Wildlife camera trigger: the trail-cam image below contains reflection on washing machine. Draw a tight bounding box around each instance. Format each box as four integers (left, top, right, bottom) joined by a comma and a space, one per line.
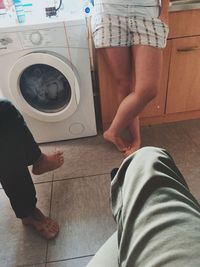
20, 64, 71, 113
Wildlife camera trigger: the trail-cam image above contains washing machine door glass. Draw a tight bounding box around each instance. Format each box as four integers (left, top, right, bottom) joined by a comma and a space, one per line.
9, 52, 80, 122
20, 64, 71, 113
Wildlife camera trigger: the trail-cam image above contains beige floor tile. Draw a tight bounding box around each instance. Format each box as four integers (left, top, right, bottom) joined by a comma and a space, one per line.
47, 175, 116, 262
19, 265, 46, 267
0, 183, 52, 267
46, 256, 92, 267
141, 122, 200, 201
141, 123, 198, 168
53, 136, 124, 180
178, 119, 200, 147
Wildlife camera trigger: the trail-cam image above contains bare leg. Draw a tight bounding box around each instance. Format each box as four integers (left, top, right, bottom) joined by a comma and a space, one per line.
99, 47, 132, 152
106, 45, 163, 156
32, 151, 64, 175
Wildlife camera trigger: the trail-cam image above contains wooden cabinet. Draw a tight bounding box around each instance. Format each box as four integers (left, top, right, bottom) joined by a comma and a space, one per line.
166, 36, 200, 114
96, 49, 119, 129
140, 41, 172, 118
96, 9, 200, 130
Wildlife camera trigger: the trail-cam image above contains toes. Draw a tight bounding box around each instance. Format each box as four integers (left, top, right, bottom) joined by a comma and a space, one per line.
55, 151, 64, 156
58, 156, 64, 164
123, 146, 140, 157
55, 151, 64, 161
41, 218, 59, 239
22, 212, 59, 240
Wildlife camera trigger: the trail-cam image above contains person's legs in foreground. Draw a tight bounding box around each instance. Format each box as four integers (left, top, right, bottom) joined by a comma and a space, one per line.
99, 46, 141, 153
99, 47, 140, 152
91, 1, 169, 156
87, 147, 200, 267
103, 45, 163, 156
0, 99, 64, 239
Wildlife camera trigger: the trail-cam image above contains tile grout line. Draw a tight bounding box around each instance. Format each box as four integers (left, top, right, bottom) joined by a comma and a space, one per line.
17, 254, 94, 266
45, 254, 95, 265
45, 172, 55, 264
53, 172, 111, 182
32, 172, 112, 186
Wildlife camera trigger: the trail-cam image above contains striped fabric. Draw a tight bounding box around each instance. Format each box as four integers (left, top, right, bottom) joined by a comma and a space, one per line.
94, 0, 161, 6
91, 14, 169, 49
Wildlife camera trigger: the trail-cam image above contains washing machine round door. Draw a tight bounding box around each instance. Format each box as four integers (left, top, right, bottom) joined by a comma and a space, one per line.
9, 52, 80, 122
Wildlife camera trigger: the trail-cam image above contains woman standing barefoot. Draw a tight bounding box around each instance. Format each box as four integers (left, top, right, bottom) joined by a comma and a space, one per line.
91, 0, 169, 156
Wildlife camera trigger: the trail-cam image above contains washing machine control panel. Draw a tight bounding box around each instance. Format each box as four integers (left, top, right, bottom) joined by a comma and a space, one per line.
19, 27, 67, 49
29, 31, 43, 45
0, 32, 22, 55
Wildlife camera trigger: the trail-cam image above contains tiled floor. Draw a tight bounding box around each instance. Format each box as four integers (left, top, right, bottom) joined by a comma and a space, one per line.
0, 119, 200, 267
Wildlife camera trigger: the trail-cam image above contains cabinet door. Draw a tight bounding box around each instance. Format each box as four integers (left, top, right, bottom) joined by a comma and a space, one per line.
141, 41, 172, 118
97, 50, 119, 130
166, 36, 200, 114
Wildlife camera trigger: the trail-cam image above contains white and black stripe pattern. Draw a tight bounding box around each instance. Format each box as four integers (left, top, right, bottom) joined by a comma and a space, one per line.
125, 16, 129, 46
101, 16, 105, 47
151, 18, 159, 48
134, 15, 142, 45
143, 17, 151, 46
91, 14, 168, 49
117, 16, 122, 46
162, 22, 167, 43
108, 14, 112, 46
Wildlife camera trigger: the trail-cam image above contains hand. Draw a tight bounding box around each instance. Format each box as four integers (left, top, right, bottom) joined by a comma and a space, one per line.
159, 0, 169, 26
159, 13, 169, 26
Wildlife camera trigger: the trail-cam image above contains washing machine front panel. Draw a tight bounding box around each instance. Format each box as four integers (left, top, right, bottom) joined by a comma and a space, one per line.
9, 52, 81, 122
0, 21, 97, 143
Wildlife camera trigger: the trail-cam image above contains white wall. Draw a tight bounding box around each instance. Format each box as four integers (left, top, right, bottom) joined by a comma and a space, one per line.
0, 0, 84, 27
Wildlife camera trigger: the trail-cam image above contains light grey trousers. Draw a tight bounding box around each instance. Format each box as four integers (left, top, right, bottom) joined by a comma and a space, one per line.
87, 147, 200, 267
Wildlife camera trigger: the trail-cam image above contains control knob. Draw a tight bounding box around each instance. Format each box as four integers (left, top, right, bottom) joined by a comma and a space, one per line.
30, 32, 43, 45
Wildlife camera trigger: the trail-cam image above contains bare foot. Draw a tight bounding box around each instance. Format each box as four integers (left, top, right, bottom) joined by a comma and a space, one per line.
22, 208, 59, 240
123, 141, 141, 157
103, 129, 130, 152
32, 151, 64, 175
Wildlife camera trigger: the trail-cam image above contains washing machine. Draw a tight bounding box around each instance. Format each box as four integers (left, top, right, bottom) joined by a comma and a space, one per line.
0, 19, 97, 143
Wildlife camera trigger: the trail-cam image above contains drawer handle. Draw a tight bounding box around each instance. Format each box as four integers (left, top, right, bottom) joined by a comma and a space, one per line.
177, 46, 200, 52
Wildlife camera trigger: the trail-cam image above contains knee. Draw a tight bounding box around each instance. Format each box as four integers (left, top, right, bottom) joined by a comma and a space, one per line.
115, 77, 131, 97
137, 146, 164, 155
136, 85, 158, 104
132, 147, 174, 176
134, 146, 169, 164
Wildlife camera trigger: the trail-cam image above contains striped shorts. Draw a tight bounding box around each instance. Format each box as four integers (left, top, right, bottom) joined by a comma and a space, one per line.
91, 5, 169, 49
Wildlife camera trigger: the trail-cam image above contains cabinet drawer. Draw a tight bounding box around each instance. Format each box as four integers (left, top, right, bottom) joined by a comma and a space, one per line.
169, 9, 200, 38
166, 35, 200, 114
141, 41, 172, 118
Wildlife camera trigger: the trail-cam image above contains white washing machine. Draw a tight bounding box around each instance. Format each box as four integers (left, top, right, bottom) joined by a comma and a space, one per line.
0, 19, 97, 143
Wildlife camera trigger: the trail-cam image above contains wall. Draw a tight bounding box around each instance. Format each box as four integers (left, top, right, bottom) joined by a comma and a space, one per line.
0, 0, 84, 27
